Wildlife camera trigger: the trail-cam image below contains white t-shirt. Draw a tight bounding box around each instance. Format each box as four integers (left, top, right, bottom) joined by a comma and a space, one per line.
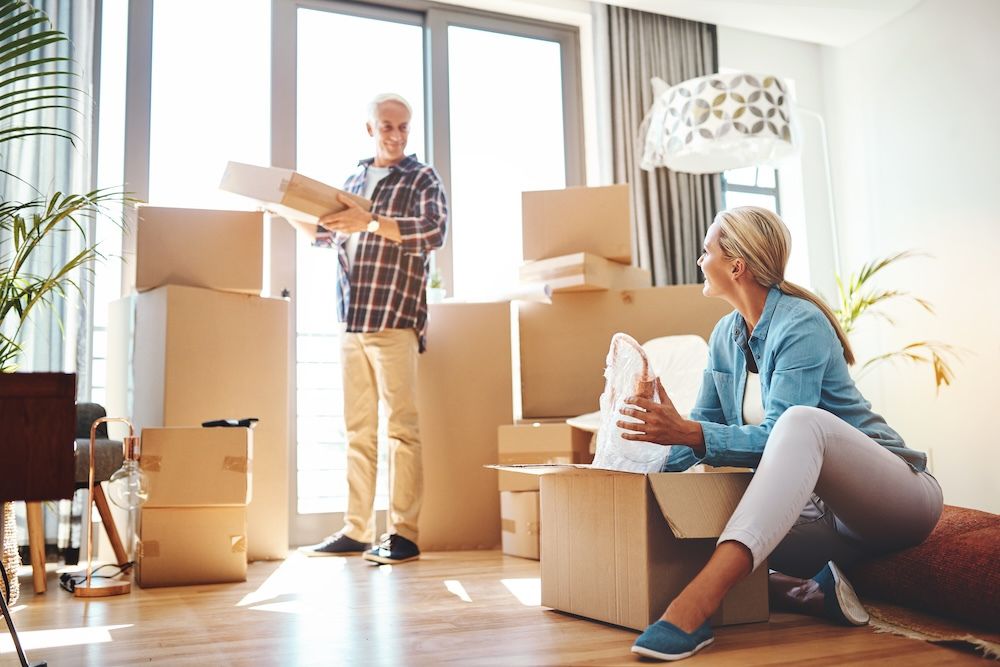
742, 371, 765, 425
345, 165, 391, 270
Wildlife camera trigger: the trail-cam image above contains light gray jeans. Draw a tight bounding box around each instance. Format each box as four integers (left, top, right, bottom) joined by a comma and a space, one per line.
718, 406, 944, 578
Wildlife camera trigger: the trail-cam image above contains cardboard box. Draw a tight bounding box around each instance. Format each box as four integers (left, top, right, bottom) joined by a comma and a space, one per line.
117, 285, 289, 561
522, 184, 631, 263
497, 423, 593, 491
519, 253, 651, 293
498, 465, 768, 630
416, 302, 515, 550
136, 507, 247, 588
518, 285, 731, 418
500, 491, 540, 560
140, 427, 252, 507
125, 205, 264, 295
219, 161, 371, 224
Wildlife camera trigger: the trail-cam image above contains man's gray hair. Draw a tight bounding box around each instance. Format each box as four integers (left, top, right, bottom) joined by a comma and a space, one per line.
368, 93, 412, 121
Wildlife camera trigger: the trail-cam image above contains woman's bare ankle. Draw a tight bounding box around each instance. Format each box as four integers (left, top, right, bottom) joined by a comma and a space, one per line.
659, 597, 714, 633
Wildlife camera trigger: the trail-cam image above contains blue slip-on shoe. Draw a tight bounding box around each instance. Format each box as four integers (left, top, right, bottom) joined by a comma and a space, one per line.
812, 560, 869, 626
631, 620, 714, 661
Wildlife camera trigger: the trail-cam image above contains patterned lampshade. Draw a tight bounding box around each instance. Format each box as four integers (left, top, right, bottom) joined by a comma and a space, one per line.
641, 72, 797, 174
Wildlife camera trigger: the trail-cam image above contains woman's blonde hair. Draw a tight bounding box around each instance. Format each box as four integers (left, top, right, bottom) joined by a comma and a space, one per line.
714, 206, 855, 365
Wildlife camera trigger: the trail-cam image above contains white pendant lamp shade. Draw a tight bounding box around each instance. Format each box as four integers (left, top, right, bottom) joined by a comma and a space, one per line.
641, 72, 797, 174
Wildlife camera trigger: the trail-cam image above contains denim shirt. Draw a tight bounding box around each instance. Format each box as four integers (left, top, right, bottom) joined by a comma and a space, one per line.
664, 287, 927, 472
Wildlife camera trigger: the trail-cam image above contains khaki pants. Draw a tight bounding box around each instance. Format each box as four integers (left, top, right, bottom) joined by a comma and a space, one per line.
340, 328, 422, 544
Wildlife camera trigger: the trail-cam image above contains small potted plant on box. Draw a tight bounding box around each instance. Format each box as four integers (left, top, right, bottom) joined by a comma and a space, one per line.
427, 268, 447, 304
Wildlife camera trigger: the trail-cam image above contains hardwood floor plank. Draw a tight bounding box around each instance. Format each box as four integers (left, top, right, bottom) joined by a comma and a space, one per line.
1, 551, 983, 666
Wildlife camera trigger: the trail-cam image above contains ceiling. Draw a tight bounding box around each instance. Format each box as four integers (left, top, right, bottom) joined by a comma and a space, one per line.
605, 0, 922, 47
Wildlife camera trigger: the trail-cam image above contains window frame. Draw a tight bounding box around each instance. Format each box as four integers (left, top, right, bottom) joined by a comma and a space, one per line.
721, 166, 782, 215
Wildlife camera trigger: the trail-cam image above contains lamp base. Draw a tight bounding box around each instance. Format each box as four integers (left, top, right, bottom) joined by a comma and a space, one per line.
73, 579, 131, 598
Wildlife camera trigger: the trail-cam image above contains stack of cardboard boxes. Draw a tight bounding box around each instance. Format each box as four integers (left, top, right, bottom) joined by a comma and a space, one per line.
136, 427, 252, 587
109, 204, 290, 585
499, 184, 651, 560
519, 184, 650, 292
494, 184, 769, 629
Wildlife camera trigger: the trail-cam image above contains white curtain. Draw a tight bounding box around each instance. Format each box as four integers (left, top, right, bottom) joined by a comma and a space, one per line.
0, 0, 98, 582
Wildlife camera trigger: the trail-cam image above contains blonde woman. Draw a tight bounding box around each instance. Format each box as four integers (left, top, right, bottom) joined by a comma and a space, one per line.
620, 207, 943, 661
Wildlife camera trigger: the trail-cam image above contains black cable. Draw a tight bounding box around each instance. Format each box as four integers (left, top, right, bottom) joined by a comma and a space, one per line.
59, 561, 134, 593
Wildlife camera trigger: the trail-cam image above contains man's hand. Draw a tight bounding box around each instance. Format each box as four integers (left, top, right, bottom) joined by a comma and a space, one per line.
617, 378, 704, 450
318, 193, 371, 234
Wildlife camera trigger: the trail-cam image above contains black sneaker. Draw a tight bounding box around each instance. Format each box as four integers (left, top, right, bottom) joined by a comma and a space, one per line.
362, 534, 421, 564
298, 532, 369, 557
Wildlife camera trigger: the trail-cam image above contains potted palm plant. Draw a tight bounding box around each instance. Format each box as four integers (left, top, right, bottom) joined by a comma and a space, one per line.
1, 0, 127, 609
833, 251, 959, 392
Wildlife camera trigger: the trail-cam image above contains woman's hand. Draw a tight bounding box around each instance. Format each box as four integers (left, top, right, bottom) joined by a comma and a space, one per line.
617, 378, 704, 452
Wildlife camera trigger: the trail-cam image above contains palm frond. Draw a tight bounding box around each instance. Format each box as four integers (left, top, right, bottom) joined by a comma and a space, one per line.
858, 341, 962, 393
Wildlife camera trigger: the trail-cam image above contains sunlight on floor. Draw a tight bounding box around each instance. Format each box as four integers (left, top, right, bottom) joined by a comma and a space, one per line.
501, 578, 541, 607
0, 624, 133, 653
235, 552, 345, 607
444, 579, 472, 602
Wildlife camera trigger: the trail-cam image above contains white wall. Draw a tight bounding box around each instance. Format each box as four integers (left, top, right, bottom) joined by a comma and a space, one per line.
718, 27, 836, 297
822, 0, 1000, 512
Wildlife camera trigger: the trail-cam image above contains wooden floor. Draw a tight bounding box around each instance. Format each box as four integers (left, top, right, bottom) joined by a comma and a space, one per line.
0, 551, 984, 666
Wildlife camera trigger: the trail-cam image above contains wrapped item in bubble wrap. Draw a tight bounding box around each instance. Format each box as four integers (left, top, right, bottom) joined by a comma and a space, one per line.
592, 332, 672, 473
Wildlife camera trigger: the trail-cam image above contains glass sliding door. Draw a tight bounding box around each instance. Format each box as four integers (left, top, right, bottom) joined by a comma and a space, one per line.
291, 3, 424, 541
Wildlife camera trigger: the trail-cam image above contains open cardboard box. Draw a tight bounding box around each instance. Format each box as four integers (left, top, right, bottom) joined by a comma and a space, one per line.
490, 464, 769, 631
219, 161, 371, 224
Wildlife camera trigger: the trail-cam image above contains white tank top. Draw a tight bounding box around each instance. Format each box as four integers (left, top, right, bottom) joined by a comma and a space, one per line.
743, 371, 765, 425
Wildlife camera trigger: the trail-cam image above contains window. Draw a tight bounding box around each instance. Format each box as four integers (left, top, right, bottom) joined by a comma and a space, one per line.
722, 166, 780, 213
103, 0, 583, 542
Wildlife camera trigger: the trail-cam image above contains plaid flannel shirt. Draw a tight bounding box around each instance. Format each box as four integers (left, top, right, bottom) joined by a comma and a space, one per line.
314, 155, 448, 352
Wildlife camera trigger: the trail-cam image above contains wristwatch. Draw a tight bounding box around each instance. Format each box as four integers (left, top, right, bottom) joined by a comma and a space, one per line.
366, 214, 380, 233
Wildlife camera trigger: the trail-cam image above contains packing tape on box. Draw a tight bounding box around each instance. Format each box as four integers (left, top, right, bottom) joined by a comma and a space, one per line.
527, 521, 540, 536
231, 535, 248, 553
142, 540, 160, 558
223, 456, 248, 473
139, 455, 248, 473
140, 456, 162, 472
501, 519, 516, 533
497, 452, 575, 465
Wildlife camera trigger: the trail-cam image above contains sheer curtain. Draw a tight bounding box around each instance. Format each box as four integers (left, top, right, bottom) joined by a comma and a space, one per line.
608, 6, 722, 285
0, 0, 98, 578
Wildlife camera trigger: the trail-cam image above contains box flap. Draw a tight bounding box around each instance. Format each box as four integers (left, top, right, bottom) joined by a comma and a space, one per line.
488, 463, 641, 477
647, 470, 752, 538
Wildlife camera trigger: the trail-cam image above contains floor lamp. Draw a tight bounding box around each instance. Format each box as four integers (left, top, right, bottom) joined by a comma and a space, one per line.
639, 71, 840, 275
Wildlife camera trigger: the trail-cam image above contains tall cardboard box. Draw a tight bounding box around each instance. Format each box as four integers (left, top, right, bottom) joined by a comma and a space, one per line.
497, 465, 768, 631
124, 205, 264, 295
522, 184, 632, 264
518, 285, 731, 418
500, 491, 540, 560
140, 427, 252, 507
497, 423, 593, 492
136, 507, 248, 587
416, 302, 514, 550
121, 285, 289, 561
519, 253, 651, 293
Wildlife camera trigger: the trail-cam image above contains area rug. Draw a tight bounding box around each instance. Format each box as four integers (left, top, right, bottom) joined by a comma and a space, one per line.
865, 600, 1000, 660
